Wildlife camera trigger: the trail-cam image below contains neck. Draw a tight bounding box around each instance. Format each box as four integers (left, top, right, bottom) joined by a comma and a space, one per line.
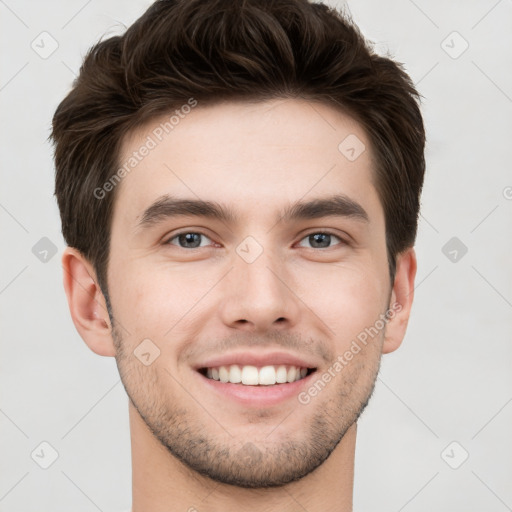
129, 402, 356, 512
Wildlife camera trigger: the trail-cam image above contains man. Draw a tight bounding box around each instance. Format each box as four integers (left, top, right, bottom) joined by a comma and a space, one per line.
51, 0, 425, 510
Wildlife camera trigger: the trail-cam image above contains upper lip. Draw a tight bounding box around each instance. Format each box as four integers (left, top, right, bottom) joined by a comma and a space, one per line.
193, 350, 320, 370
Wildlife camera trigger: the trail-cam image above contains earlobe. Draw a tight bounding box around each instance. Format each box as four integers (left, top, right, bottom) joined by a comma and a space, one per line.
61, 247, 116, 357
382, 247, 417, 354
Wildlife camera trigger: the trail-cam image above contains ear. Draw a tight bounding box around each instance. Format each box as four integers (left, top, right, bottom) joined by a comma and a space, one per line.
381, 247, 417, 354
61, 247, 116, 357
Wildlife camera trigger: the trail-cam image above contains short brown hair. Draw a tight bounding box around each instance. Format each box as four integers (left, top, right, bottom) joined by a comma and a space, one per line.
52, 0, 426, 296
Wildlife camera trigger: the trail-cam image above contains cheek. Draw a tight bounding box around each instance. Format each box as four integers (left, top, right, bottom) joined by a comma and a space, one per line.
292, 260, 388, 343
109, 260, 216, 340
109, 243, 389, 346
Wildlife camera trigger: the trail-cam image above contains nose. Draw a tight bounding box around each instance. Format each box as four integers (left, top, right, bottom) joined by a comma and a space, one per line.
217, 248, 301, 332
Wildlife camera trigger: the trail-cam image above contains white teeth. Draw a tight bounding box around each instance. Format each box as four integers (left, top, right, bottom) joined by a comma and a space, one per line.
219, 366, 229, 383
258, 366, 276, 386
241, 365, 259, 385
203, 364, 312, 385
276, 365, 288, 383
229, 364, 242, 383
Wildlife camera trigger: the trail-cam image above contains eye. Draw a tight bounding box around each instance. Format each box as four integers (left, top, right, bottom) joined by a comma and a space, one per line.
297, 232, 346, 249
165, 231, 214, 249
164, 230, 347, 250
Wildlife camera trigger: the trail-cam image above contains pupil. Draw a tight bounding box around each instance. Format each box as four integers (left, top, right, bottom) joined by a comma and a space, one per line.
311, 233, 329, 248
180, 233, 200, 248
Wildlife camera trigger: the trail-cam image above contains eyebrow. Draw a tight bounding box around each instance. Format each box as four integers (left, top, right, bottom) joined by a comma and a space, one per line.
137, 193, 369, 228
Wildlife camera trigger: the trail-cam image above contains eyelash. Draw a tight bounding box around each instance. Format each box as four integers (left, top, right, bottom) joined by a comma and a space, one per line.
163, 230, 348, 250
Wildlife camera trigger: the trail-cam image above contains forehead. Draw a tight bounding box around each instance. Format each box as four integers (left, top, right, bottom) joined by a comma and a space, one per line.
113, 99, 380, 226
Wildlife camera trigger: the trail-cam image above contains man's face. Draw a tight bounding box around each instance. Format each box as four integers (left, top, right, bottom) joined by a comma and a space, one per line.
108, 99, 392, 487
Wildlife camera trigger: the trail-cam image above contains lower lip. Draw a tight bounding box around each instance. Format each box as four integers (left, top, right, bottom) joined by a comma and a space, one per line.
195, 370, 316, 407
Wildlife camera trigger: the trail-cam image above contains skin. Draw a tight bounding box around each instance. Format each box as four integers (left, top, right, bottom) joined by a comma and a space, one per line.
62, 98, 416, 512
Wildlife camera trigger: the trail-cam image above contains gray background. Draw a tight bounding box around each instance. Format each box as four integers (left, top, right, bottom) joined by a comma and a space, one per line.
1, 1, 511, 511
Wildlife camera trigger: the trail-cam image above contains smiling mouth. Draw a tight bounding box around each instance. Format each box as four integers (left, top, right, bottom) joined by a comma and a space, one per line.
198, 364, 317, 386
